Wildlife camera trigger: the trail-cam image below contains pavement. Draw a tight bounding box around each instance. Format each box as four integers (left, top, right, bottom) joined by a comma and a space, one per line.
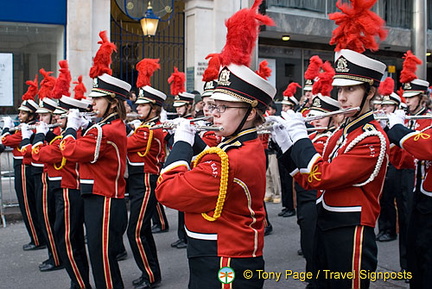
0, 199, 411, 289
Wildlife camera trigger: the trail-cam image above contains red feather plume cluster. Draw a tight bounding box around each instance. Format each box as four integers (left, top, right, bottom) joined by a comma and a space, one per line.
167, 67, 185, 96
378, 77, 394, 96
22, 74, 38, 101
89, 31, 117, 79
38, 69, 56, 100
312, 61, 335, 97
400, 50, 422, 84
255, 60, 272, 80
52, 60, 71, 99
73, 76, 87, 100
202, 0, 275, 81
304, 55, 323, 81
283, 82, 301, 97
136, 58, 160, 88
329, 0, 387, 53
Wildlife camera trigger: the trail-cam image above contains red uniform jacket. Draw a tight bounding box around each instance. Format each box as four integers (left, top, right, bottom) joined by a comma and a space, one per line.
286, 112, 389, 230
156, 128, 266, 258
1, 130, 24, 162
32, 131, 81, 189
387, 123, 432, 213
309, 130, 332, 155
127, 117, 166, 175
61, 114, 127, 198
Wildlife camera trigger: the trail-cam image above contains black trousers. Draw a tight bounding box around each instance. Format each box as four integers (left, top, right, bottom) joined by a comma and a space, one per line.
127, 173, 161, 284
296, 184, 317, 277
83, 194, 127, 289
315, 225, 377, 289
188, 256, 264, 289
151, 202, 169, 231
377, 166, 413, 269
14, 162, 44, 246
35, 172, 61, 266
278, 160, 295, 211
54, 187, 91, 289
406, 205, 432, 289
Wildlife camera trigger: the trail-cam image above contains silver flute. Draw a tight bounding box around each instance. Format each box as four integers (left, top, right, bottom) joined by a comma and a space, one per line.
9, 123, 61, 132
374, 114, 432, 120
149, 116, 211, 130
304, 107, 360, 122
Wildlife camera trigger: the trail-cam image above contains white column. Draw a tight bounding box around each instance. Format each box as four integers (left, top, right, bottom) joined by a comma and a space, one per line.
185, 0, 249, 93
67, 0, 111, 93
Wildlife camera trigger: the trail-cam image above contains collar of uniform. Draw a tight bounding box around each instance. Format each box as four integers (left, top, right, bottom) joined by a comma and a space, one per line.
144, 116, 159, 126
219, 127, 258, 150
343, 111, 375, 135
99, 112, 120, 125
410, 107, 428, 116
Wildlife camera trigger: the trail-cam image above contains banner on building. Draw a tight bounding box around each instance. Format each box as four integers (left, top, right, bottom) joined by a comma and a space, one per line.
0, 53, 13, 106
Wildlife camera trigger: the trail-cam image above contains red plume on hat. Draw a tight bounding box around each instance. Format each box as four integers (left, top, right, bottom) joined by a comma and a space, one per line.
304, 55, 323, 81
136, 58, 160, 88
22, 74, 38, 101
203, 0, 275, 80
73, 76, 87, 100
283, 82, 301, 97
52, 60, 71, 100
255, 60, 272, 80
397, 87, 406, 103
89, 30, 117, 78
378, 77, 394, 96
312, 61, 335, 96
38, 69, 56, 100
329, 0, 387, 53
400, 50, 422, 84
167, 67, 185, 96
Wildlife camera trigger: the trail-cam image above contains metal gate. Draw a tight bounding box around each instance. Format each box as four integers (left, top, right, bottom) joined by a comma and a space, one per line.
110, 1, 185, 106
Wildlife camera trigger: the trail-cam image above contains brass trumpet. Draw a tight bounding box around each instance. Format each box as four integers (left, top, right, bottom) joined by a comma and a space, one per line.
9, 123, 61, 132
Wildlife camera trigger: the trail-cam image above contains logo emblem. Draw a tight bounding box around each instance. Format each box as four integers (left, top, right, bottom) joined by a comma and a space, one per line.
174, 95, 180, 101
312, 97, 321, 107
218, 267, 235, 284
335, 57, 350, 73
93, 78, 98, 88
403, 83, 412, 90
205, 81, 215, 90
218, 69, 231, 86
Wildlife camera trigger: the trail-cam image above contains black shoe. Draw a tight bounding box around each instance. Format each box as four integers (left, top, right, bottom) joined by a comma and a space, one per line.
377, 232, 397, 242
278, 208, 288, 217
375, 230, 385, 240
38, 259, 51, 269
133, 275, 146, 286
134, 280, 151, 289
39, 262, 64, 272
116, 250, 128, 261
171, 239, 184, 248
282, 209, 296, 217
297, 249, 303, 256
176, 240, 188, 249
151, 225, 169, 234
23, 242, 46, 251
264, 225, 273, 236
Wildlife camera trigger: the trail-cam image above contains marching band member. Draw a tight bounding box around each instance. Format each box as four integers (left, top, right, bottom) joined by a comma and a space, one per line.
156, 1, 275, 288
126, 58, 165, 289
31, 66, 63, 272
60, 31, 131, 289
32, 75, 92, 288
2, 76, 46, 251
272, 1, 389, 288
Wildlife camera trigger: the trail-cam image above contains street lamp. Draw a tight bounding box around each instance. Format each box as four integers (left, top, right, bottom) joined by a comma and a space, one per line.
140, 2, 159, 37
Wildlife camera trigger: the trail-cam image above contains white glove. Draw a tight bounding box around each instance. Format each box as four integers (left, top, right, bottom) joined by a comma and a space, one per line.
129, 119, 142, 129
66, 109, 81, 130
388, 110, 406, 129
174, 119, 196, 146
281, 110, 308, 144
2, 117, 15, 129
167, 118, 183, 135
271, 122, 293, 153
36, 122, 49, 135
378, 119, 388, 129
79, 116, 91, 130
21, 123, 33, 139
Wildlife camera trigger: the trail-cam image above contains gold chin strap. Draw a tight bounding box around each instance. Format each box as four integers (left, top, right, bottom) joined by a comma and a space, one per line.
193, 147, 229, 221
136, 125, 154, 157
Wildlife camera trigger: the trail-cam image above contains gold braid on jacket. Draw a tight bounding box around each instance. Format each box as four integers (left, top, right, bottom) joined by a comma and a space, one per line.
193, 147, 229, 221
